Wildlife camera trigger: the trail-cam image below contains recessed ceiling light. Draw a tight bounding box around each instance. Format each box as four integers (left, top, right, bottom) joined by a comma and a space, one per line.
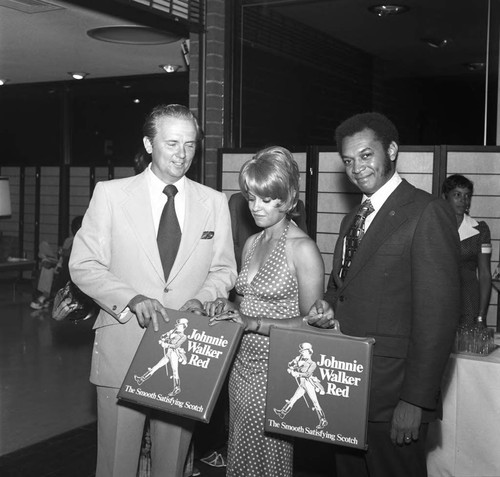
88, 26, 181, 45
68, 72, 89, 80
159, 64, 181, 73
368, 4, 410, 17
422, 38, 451, 48
0, 79, 9, 86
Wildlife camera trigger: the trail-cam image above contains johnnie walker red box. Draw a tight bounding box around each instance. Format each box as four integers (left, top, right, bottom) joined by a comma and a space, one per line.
118, 308, 243, 423
265, 322, 374, 450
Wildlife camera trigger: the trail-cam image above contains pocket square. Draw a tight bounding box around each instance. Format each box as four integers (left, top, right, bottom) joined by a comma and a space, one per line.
201, 231, 214, 239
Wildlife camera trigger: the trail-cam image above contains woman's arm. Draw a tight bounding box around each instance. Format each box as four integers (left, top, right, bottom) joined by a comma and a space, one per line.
290, 236, 325, 315
477, 221, 492, 320
478, 252, 492, 319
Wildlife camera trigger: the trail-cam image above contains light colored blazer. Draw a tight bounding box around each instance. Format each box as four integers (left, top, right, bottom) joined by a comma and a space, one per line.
70, 171, 237, 387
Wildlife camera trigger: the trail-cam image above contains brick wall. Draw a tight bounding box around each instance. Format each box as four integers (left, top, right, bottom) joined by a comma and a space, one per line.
189, 0, 226, 189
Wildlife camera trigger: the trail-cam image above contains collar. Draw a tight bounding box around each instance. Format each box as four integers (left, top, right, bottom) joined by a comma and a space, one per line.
458, 214, 480, 241
362, 171, 402, 212
146, 164, 186, 198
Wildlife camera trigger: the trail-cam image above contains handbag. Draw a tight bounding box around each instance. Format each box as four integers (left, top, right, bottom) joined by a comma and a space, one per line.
51, 280, 99, 322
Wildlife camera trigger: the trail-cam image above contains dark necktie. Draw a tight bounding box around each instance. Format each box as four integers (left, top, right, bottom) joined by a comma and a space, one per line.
339, 199, 374, 280
157, 184, 181, 281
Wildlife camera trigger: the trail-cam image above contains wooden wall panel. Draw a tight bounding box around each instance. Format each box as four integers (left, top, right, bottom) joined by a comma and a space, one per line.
70, 168, 92, 221
114, 167, 135, 180
0, 167, 20, 241
39, 167, 59, 251
23, 167, 36, 260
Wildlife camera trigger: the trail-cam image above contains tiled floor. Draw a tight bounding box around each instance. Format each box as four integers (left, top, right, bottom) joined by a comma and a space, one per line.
0, 279, 332, 476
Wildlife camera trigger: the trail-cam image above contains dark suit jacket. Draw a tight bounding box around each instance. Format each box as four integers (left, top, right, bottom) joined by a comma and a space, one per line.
325, 179, 460, 423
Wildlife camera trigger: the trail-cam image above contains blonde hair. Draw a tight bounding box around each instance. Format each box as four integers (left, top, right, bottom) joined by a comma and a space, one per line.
239, 146, 299, 215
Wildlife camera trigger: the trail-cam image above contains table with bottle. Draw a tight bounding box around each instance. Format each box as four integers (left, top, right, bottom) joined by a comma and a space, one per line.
426, 328, 500, 477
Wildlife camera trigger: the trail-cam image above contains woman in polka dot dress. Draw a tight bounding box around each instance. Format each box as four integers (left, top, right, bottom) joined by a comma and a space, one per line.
204, 146, 324, 477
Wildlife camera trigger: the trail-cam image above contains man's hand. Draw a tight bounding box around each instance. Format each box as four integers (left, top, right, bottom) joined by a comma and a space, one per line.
180, 299, 205, 315
390, 400, 422, 446
128, 294, 169, 332
306, 299, 335, 328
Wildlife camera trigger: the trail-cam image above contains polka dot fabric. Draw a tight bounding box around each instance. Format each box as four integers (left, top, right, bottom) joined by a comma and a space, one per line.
227, 222, 297, 477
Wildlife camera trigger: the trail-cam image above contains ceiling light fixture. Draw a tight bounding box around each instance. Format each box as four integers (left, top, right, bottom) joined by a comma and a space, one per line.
88, 26, 181, 45
0, 79, 9, 86
368, 4, 410, 17
159, 64, 181, 73
422, 38, 451, 48
68, 72, 89, 80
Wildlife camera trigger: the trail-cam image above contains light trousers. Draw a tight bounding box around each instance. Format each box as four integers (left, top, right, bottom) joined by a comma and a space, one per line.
95, 386, 194, 477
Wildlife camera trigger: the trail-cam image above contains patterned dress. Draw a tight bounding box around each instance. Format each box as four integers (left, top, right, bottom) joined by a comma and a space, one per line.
227, 222, 299, 477
458, 218, 491, 325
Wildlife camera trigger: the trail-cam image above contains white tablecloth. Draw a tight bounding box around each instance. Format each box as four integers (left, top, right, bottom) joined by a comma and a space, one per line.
427, 345, 500, 477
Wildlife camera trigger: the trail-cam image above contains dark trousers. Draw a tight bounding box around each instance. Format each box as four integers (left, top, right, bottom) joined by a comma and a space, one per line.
335, 422, 429, 477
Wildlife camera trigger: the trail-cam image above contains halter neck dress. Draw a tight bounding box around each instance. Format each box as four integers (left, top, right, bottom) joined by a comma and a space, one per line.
227, 221, 299, 477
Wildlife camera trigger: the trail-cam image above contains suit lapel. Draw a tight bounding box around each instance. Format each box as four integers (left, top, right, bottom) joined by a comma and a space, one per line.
167, 179, 209, 284
121, 173, 165, 282
339, 180, 414, 287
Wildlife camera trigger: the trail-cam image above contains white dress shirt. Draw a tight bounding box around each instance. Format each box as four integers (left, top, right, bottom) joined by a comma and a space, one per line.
146, 165, 186, 234
363, 171, 402, 231
341, 172, 402, 265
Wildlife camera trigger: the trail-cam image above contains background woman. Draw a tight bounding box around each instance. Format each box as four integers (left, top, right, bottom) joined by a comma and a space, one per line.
442, 174, 492, 325
205, 146, 324, 477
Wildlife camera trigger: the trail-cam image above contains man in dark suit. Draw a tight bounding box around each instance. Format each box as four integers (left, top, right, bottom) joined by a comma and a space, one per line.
308, 112, 460, 477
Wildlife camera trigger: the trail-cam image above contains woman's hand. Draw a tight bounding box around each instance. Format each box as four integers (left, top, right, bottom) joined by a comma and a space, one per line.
203, 298, 235, 317
209, 309, 248, 329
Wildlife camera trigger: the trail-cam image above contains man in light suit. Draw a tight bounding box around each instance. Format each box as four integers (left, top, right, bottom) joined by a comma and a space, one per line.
70, 104, 237, 477
308, 112, 460, 477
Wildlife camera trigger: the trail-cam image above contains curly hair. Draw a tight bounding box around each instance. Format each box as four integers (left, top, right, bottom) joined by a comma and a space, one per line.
441, 174, 474, 196
335, 112, 399, 153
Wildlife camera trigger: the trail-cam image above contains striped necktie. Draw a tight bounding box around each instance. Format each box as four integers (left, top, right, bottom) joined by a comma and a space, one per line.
339, 199, 374, 280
